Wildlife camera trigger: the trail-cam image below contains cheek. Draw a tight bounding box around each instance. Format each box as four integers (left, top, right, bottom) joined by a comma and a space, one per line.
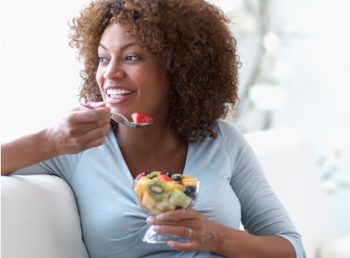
95, 69, 107, 102
139, 67, 169, 94
95, 68, 104, 90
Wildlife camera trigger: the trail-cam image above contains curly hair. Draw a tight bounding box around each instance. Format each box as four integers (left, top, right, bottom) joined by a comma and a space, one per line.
69, 0, 239, 143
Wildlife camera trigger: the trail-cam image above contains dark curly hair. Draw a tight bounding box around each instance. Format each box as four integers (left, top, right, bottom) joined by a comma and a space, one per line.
69, 0, 239, 143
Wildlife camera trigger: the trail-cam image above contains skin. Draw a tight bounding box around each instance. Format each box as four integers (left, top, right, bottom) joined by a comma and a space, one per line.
95, 23, 188, 177
1, 22, 296, 258
147, 209, 296, 258
1, 102, 111, 174
95, 23, 171, 123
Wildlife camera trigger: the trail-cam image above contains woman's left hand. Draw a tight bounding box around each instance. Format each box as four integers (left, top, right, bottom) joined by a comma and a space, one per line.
147, 208, 220, 253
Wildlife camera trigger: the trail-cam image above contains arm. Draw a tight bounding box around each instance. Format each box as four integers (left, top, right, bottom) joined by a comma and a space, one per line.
214, 223, 295, 258
147, 122, 305, 257
226, 125, 305, 257
1, 130, 58, 175
1, 103, 111, 175
148, 209, 296, 258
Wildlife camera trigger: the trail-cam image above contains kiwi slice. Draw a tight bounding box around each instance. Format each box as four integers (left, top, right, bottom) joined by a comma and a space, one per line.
147, 178, 169, 200
145, 171, 161, 179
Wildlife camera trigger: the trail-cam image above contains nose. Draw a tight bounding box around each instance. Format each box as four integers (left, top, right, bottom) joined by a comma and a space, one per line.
103, 61, 125, 80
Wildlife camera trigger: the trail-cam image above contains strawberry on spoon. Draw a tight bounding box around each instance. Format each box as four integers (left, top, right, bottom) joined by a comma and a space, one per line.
80, 103, 153, 128
131, 112, 154, 124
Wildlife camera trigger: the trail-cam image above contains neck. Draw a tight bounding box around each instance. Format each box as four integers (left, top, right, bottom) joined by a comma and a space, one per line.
114, 121, 187, 177
115, 117, 185, 156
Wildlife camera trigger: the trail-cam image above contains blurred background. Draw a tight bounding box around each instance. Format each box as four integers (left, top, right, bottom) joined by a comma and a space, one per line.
1, 0, 350, 257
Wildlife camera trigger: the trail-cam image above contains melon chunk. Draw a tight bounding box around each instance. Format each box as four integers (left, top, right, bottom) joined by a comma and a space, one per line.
169, 188, 192, 208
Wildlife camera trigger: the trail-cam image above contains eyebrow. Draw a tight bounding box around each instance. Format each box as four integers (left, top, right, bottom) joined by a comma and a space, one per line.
98, 42, 139, 51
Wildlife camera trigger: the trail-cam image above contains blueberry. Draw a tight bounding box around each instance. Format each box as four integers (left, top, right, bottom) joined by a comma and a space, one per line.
172, 175, 182, 182
184, 186, 197, 198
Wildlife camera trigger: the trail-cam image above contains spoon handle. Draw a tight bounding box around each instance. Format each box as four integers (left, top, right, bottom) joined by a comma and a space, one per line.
80, 102, 137, 128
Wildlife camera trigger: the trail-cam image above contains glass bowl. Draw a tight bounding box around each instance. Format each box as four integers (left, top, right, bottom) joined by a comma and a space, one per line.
134, 171, 199, 243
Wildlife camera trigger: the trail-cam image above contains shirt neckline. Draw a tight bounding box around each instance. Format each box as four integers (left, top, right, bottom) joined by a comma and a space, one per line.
107, 128, 192, 184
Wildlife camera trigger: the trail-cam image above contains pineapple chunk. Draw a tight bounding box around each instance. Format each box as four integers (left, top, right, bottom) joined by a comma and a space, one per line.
142, 191, 156, 211
135, 177, 150, 199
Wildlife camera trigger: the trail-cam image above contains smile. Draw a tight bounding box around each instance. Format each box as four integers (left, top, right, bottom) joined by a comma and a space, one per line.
106, 88, 133, 99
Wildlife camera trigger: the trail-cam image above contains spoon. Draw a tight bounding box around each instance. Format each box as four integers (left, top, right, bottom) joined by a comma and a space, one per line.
80, 103, 152, 128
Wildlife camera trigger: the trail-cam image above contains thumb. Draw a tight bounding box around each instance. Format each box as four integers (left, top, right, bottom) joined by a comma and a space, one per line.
88, 101, 106, 108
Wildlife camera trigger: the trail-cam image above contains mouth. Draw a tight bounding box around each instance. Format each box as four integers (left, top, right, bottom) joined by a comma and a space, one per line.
106, 88, 133, 99
105, 87, 135, 105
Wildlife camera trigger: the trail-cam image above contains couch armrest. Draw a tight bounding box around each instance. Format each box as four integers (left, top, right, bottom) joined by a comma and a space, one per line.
1, 175, 89, 258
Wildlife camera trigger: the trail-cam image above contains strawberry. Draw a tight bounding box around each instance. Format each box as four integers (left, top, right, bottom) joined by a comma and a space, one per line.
135, 172, 146, 180
158, 174, 172, 182
131, 112, 154, 124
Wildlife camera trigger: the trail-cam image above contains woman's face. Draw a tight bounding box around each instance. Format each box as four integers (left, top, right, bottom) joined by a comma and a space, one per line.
96, 23, 170, 120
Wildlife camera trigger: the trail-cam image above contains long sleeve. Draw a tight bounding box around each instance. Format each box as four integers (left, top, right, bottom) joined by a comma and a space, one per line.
218, 121, 306, 258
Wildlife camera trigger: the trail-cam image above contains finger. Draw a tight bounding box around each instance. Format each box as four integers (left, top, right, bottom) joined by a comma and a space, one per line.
83, 122, 110, 140
79, 101, 106, 109
69, 108, 111, 124
68, 119, 110, 136
70, 123, 110, 146
153, 225, 190, 239
81, 135, 107, 149
63, 114, 110, 136
87, 101, 106, 108
147, 217, 191, 227
167, 241, 194, 252
155, 209, 195, 222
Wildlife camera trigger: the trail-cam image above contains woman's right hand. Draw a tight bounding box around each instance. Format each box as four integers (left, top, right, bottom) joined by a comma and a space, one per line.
1, 102, 111, 175
45, 102, 111, 155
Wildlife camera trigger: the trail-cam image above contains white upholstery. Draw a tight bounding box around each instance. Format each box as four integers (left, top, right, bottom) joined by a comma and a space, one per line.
1, 175, 89, 258
1, 128, 349, 258
318, 236, 350, 258
245, 128, 342, 258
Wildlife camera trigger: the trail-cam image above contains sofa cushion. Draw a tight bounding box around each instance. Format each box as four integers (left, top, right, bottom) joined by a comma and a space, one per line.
245, 128, 336, 258
1, 175, 89, 258
318, 236, 350, 258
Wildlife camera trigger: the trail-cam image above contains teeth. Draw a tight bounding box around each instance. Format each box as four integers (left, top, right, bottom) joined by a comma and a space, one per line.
106, 89, 132, 96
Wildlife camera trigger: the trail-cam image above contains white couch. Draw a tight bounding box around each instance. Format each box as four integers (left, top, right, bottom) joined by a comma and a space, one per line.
1, 174, 89, 258
1, 128, 349, 258
245, 128, 350, 258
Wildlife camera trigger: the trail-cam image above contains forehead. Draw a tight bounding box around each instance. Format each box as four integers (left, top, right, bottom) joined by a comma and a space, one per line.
99, 23, 139, 46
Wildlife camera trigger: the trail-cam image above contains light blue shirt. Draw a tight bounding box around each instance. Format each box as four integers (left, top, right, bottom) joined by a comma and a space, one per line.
16, 120, 306, 258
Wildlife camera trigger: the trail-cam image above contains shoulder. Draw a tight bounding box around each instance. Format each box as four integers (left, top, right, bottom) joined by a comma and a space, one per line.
216, 120, 243, 137
215, 120, 249, 150
214, 120, 259, 170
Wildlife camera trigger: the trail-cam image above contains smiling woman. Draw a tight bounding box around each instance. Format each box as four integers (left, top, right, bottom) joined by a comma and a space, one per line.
70, 0, 238, 143
2, 0, 305, 258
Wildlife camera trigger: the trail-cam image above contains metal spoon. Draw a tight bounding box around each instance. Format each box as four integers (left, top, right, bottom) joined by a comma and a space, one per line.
80, 103, 152, 128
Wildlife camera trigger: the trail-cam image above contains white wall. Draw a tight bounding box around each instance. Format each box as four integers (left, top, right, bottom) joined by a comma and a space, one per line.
1, 0, 90, 142
272, 0, 350, 158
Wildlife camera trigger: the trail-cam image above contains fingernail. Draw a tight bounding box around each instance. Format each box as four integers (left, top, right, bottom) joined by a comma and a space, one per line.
153, 225, 160, 231
156, 214, 164, 220
146, 217, 154, 224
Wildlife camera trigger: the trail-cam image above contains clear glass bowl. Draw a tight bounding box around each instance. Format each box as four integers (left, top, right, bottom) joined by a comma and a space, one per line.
134, 171, 200, 243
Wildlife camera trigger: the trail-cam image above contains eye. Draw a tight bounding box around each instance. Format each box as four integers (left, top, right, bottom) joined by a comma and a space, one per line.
125, 55, 140, 62
98, 56, 109, 65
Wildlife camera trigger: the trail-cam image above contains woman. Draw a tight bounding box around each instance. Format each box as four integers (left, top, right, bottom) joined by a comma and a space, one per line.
1, 0, 306, 257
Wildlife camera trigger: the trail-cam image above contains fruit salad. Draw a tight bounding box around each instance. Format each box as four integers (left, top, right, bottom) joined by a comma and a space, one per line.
134, 171, 199, 215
